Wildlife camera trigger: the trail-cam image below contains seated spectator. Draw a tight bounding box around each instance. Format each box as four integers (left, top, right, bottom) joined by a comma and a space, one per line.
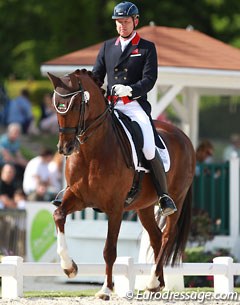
23, 147, 54, 200
0, 163, 17, 209
196, 140, 214, 164
27, 181, 52, 202
48, 152, 64, 197
195, 140, 214, 176
6, 88, 33, 134
39, 93, 58, 134
14, 188, 27, 209
0, 123, 28, 186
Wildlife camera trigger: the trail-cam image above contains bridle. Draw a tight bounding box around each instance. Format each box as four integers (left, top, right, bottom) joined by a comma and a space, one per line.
53, 81, 110, 144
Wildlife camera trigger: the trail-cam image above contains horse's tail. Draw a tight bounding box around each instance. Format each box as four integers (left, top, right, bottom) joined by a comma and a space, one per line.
165, 184, 192, 266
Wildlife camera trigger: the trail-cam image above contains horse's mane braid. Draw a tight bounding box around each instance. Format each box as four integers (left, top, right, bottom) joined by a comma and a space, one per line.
80, 69, 105, 96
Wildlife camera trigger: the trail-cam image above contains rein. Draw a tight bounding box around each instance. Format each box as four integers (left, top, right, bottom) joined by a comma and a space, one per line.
54, 83, 110, 144
77, 106, 109, 144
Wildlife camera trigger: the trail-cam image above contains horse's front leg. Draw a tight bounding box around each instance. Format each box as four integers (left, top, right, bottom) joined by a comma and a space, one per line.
53, 189, 80, 278
95, 212, 122, 300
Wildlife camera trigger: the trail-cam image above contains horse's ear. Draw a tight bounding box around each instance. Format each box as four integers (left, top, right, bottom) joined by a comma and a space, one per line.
47, 72, 61, 89
69, 71, 80, 89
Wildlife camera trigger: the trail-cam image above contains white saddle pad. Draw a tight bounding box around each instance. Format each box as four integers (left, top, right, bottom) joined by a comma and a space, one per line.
115, 111, 170, 173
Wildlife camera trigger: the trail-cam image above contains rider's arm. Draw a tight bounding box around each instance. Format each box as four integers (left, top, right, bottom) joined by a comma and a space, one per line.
92, 42, 107, 85
130, 41, 158, 99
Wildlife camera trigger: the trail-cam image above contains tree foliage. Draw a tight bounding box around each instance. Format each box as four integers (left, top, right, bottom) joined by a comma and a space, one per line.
1, 0, 240, 80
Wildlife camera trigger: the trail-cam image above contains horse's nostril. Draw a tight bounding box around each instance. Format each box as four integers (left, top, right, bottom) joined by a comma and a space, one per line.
67, 145, 74, 154
62, 143, 75, 156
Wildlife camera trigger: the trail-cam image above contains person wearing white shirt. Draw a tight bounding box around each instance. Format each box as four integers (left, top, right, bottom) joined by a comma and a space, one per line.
23, 148, 54, 198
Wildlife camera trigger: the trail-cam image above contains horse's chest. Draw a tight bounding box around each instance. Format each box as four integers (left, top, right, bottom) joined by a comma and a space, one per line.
67, 157, 114, 199
87, 159, 104, 187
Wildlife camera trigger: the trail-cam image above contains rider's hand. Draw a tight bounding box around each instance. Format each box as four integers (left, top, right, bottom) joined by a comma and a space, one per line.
112, 84, 132, 97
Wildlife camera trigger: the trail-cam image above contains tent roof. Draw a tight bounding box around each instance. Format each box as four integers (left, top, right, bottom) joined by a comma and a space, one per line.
42, 25, 240, 71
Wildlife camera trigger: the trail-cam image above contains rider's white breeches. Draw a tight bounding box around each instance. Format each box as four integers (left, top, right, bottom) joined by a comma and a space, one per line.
115, 100, 155, 160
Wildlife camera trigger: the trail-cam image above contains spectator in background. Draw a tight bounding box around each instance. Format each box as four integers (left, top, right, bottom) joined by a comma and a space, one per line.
23, 147, 54, 200
48, 152, 64, 197
223, 134, 240, 161
39, 92, 58, 134
27, 181, 51, 201
0, 84, 10, 126
14, 188, 27, 209
6, 89, 33, 134
0, 123, 28, 186
196, 140, 214, 164
0, 163, 17, 209
195, 140, 214, 176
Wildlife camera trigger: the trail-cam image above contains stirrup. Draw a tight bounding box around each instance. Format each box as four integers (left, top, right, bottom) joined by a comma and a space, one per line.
158, 194, 177, 217
125, 187, 139, 207
51, 188, 66, 207
51, 199, 62, 207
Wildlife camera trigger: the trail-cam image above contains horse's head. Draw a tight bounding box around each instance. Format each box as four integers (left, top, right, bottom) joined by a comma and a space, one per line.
48, 69, 108, 156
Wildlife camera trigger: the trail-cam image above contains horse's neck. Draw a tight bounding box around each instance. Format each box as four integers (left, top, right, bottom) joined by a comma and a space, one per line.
78, 116, 118, 162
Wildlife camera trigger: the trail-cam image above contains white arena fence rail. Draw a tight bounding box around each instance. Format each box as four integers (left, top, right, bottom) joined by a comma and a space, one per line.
0, 256, 240, 299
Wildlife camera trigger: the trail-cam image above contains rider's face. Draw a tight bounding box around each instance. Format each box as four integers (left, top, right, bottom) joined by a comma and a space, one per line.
115, 17, 138, 38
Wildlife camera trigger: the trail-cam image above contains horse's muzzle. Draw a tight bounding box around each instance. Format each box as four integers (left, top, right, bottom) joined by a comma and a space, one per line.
57, 141, 75, 156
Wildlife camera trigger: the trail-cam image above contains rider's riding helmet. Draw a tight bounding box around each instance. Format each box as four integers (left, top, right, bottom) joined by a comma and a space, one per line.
112, 1, 139, 19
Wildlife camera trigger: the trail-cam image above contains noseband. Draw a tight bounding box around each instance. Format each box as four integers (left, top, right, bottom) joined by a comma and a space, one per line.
53, 81, 109, 144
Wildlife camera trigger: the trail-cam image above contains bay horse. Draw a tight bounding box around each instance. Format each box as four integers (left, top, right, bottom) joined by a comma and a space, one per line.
48, 69, 196, 300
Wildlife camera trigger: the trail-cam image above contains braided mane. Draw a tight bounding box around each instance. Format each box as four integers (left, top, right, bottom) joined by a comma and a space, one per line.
78, 69, 106, 96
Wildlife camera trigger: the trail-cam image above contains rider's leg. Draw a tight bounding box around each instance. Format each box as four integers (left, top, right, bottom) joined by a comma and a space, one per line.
115, 100, 177, 216
141, 121, 177, 216
148, 149, 177, 216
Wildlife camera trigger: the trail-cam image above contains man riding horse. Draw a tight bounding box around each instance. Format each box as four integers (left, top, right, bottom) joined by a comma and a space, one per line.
92, 1, 177, 216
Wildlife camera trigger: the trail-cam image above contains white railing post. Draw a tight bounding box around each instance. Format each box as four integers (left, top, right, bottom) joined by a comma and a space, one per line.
2, 256, 23, 299
114, 257, 135, 297
213, 256, 234, 294
229, 156, 239, 238
164, 268, 185, 291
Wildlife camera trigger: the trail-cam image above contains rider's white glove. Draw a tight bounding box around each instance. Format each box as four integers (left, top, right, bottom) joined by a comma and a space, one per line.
112, 84, 132, 97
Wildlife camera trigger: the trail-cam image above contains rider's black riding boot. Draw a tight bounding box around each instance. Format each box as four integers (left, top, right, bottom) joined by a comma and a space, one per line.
148, 150, 177, 217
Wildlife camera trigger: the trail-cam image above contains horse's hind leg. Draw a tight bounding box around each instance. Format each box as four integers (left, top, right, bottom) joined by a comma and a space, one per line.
155, 195, 186, 288
95, 212, 122, 300
137, 205, 164, 291
53, 189, 80, 278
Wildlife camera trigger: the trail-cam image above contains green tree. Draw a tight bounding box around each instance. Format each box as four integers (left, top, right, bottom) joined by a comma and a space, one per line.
1, 0, 240, 80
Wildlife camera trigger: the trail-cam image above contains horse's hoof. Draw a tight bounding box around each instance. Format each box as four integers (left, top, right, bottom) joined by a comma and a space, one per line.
146, 285, 163, 293
63, 260, 78, 278
95, 291, 110, 301
95, 287, 112, 301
